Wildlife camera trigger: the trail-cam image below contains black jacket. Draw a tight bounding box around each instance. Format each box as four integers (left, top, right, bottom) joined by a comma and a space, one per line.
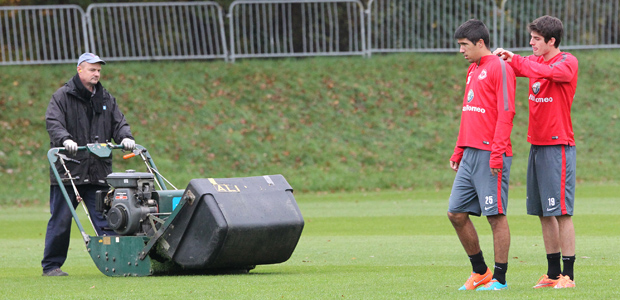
46, 74, 133, 186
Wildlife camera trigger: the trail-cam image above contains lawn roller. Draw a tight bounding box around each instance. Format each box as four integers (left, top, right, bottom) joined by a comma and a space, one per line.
47, 143, 304, 276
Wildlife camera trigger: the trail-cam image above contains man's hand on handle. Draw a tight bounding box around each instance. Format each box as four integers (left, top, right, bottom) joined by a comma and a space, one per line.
62, 139, 78, 155
121, 138, 136, 151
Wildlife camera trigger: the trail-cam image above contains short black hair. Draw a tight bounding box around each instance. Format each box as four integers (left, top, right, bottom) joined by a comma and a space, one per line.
454, 19, 490, 49
529, 15, 563, 48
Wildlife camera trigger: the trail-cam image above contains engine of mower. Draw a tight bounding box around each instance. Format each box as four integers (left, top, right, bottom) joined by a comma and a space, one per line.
96, 170, 159, 236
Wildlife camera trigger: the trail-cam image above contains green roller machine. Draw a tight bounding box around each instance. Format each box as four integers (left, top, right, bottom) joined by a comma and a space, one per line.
47, 143, 304, 276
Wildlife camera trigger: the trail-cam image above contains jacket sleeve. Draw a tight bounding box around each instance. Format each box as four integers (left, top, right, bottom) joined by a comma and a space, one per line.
109, 94, 134, 144
490, 60, 516, 169
45, 90, 72, 147
450, 146, 465, 163
509, 54, 577, 83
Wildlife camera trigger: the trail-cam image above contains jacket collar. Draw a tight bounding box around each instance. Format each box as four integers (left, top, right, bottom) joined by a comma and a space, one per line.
67, 74, 105, 114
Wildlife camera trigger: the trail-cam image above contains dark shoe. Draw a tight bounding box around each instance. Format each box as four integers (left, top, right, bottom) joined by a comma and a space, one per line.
42, 268, 68, 276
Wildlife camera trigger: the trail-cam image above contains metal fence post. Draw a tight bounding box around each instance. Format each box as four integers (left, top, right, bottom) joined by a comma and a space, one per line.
365, 0, 498, 53
0, 5, 86, 65
85, 2, 227, 62
228, 0, 367, 61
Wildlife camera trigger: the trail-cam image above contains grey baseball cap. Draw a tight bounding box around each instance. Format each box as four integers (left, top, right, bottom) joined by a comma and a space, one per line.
77, 53, 106, 66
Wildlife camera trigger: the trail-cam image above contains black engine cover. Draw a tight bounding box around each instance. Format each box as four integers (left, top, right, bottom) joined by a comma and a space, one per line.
159, 175, 304, 269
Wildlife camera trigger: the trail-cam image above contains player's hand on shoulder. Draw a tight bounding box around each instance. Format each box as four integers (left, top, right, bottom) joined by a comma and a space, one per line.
492, 48, 505, 56
493, 48, 514, 62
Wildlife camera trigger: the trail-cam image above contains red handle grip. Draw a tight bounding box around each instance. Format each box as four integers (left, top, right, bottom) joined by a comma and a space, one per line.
123, 153, 136, 160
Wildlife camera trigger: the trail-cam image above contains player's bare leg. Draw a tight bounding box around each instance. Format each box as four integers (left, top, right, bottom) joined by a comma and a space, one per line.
448, 211, 492, 290
476, 214, 510, 289
539, 216, 561, 254
448, 212, 481, 255
557, 215, 575, 256
557, 215, 576, 284
487, 214, 510, 264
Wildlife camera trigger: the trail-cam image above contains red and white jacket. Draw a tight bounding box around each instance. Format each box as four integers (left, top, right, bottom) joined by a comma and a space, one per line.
508, 52, 578, 146
451, 55, 516, 169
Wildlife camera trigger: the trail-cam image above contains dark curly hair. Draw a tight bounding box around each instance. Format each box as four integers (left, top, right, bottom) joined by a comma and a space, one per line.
529, 15, 563, 48
454, 19, 490, 49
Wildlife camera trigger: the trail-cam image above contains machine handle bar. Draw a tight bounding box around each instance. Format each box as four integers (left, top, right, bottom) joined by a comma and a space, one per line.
62, 143, 125, 153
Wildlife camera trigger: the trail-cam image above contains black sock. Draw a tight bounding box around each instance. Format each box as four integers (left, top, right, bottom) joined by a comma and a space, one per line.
562, 255, 576, 280
469, 251, 488, 274
547, 252, 562, 279
493, 263, 508, 284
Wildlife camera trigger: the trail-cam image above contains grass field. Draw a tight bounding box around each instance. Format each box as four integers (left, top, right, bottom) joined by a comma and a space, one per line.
1, 48, 619, 298
1, 184, 618, 299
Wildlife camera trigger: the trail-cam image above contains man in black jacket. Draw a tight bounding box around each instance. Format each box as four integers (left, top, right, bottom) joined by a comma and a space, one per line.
42, 53, 136, 276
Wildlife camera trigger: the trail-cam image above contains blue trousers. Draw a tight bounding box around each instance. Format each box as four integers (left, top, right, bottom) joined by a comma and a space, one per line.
41, 184, 115, 272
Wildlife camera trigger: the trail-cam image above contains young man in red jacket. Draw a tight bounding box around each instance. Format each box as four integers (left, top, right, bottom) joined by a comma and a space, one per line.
494, 15, 578, 289
448, 19, 516, 291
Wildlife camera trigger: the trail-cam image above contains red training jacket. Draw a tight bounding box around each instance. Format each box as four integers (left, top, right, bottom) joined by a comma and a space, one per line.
508, 52, 578, 146
451, 55, 516, 169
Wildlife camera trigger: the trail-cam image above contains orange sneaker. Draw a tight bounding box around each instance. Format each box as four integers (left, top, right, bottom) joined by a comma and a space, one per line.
554, 275, 576, 288
458, 268, 492, 290
533, 274, 560, 288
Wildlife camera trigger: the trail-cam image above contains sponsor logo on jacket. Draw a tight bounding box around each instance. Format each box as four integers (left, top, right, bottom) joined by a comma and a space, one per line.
529, 94, 554, 103
463, 105, 486, 113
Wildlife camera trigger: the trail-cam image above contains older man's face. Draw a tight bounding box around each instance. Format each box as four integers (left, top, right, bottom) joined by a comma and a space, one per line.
77, 62, 102, 89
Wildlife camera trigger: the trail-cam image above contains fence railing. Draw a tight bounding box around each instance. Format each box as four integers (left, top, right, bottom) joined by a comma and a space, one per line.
501, 0, 620, 50
228, 0, 366, 61
86, 2, 227, 62
367, 0, 498, 53
0, 5, 86, 65
1, 0, 619, 65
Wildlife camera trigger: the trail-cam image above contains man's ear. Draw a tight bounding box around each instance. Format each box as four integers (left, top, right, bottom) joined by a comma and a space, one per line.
548, 37, 557, 47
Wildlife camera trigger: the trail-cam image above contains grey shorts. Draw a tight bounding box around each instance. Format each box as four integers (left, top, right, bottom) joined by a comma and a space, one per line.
448, 148, 512, 217
527, 145, 576, 216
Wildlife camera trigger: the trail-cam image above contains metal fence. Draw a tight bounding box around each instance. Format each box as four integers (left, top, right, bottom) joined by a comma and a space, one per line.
228, 0, 366, 62
1, 0, 619, 65
86, 2, 227, 62
501, 0, 620, 50
0, 5, 86, 65
367, 0, 498, 53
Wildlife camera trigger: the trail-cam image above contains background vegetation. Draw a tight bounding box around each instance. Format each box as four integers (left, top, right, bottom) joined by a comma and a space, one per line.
1, 50, 619, 205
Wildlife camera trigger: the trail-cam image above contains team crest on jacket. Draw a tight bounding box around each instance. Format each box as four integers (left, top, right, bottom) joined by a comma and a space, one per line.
478, 69, 487, 80
467, 89, 474, 102
532, 82, 541, 95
